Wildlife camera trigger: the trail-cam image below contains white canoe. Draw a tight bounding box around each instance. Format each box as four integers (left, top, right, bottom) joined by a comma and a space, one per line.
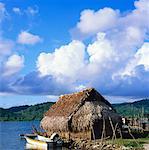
24, 136, 48, 149
37, 135, 52, 142
37, 134, 63, 147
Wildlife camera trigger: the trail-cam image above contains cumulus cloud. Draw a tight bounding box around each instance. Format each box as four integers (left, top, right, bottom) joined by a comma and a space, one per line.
73, 0, 149, 38
76, 8, 119, 35
36, 32, 149, 97
1, 0, 149, 97
120, 43, 149, 77
17, 31, 42, 45
36, 0, 149, 97
87, 33, 115, 65
136, 43, 149, 70
37, 40, 86, 82
2, 54, 24, 76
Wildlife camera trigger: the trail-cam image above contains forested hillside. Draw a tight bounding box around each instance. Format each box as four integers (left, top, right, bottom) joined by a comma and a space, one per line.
0, 102, 54, 121
113, 99, 149, 117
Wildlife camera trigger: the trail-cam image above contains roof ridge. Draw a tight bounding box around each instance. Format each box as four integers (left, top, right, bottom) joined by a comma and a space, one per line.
59, 87, 95, 99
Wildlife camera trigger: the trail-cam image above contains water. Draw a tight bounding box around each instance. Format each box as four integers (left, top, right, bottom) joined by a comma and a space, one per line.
0, 121, 40, 150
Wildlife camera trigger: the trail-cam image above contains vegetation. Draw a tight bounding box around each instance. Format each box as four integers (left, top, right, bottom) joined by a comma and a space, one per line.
0, 102, 54, 121
0, 99, 148, 121
113, 99, 149, 117
107, 138, 149, 149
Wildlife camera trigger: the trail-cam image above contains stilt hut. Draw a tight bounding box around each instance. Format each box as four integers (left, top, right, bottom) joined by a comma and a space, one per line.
40, 88, 122, 140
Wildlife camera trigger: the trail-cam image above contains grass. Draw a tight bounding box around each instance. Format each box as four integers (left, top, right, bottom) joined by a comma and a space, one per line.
107, 138, 149, 149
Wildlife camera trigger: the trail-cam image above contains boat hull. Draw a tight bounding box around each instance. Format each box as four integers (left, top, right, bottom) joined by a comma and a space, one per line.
37, 135, 52, 142
37, 134, 63, 147
24, 136, 47, 149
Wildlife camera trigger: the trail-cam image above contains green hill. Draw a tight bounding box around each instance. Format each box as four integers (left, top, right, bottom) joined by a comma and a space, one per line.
0, 99, 148, 121
112, 99, 149, 117
0, 102, 54, 121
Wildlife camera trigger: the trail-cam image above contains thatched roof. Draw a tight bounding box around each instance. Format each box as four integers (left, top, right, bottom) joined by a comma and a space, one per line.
40, 88, 122, 133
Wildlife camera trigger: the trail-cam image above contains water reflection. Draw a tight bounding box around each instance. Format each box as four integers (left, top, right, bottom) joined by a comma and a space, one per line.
25, 143, 47, 150
25, 143, 69, 150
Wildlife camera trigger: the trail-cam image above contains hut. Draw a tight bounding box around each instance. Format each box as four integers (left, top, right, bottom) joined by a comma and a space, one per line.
40, 88, 122, 140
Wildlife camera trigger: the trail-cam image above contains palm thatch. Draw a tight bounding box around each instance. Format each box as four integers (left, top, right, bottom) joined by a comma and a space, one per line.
40, 88, 122, 139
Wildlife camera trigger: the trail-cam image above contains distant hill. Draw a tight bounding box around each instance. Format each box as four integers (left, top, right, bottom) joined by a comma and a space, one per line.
7, 105, 30, 112
0, 99, 148, 121
112, 99, 149, 117
0, 102, 54, 121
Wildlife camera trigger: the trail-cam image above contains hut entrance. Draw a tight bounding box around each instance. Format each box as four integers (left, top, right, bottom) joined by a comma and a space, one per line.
91, 119, 102, 139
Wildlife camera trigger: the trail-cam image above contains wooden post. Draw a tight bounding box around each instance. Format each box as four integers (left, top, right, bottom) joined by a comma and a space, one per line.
91, 125, 95, 141
101, 117, 105, 145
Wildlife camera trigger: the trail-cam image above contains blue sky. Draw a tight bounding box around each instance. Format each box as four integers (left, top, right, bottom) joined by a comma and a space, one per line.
0, 0, 149, 108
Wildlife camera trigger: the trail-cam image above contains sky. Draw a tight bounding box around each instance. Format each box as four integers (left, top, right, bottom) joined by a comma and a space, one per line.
0, 0, 149, 108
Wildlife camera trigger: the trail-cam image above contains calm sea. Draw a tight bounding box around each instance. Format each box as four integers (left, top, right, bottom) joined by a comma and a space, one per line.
0, 121, 40, 150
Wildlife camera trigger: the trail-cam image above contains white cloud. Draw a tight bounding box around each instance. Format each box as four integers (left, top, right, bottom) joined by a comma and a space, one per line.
0, 39, 14, 57
134, 0, 149, 10
0, 0, 144, 96
2, 54, 24, 76
37, 40, 86, 82
13, 7, 21, 15
36, 0, 149, 96
13, 6, 39, 16
73, 0, 149, 39
25, 6, 38, 16
0, 2, 7, 22
72, 0, 149, 79
136, 43, 149, 70
0, 3, 14, 58
77, 8, 119, 35
75, 32, 116, 82
17, 31, 42, 45
37, 33, 116, 83
120, 43, 149, 76
87, 33, 115, 64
